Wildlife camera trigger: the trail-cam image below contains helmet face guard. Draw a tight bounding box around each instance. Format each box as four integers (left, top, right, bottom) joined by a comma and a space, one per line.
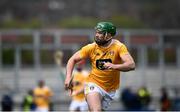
94, 22, 116, 46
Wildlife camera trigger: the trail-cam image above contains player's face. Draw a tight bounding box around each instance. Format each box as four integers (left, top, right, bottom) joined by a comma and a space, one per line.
94, 30, 111, 46
95, 30, 105, 40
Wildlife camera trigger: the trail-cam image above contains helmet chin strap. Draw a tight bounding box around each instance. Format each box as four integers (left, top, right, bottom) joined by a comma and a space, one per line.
104, 32, 112, 42
105, 32, 108, 37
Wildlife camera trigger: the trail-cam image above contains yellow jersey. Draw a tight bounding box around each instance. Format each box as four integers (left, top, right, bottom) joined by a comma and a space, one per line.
33, 86, 53, 108
79, 39, 129, 92
72, 70, 88, 101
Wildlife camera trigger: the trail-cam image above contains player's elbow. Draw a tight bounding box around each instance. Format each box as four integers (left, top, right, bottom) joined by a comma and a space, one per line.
121, 62, 135, 72
125, 61, 135, 71
129, 61, 135, 71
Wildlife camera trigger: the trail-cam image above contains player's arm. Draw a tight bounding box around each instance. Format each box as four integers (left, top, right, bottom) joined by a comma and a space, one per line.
117, 53, 135, 71
64, 51, 83, 90
104, 53, 135, 72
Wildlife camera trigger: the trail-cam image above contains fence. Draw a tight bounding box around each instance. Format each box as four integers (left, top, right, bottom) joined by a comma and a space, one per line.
0, 29, 180, 97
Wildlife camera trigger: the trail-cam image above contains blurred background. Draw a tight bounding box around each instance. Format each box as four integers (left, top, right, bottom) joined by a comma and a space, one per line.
0, 0, 180, 111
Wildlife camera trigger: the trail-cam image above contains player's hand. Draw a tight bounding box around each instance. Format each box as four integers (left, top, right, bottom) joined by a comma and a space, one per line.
103, 62, 115, 70
64, 78, 73, 95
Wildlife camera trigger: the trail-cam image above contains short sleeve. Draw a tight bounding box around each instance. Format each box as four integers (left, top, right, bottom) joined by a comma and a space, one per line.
119, 43, 129, 56
79, 44, 93, 59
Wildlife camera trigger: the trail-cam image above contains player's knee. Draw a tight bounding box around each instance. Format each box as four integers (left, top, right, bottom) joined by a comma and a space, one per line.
88, 105, 102, 111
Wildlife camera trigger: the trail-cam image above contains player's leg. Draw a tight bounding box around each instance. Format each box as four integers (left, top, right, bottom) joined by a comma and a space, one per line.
84, 83, 104, 111
86, 92, 102, 111
84, 82, 116, 111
